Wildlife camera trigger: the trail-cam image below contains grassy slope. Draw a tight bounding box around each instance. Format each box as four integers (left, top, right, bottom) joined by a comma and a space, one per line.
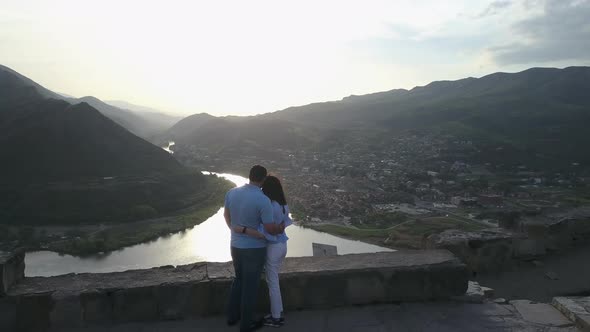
307, 216, 487, 249
45, 175, 234, 256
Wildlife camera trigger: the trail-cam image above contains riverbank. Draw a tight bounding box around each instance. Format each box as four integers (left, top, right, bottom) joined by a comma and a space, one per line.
304, 217, 487, 250
2, 175, 234, 256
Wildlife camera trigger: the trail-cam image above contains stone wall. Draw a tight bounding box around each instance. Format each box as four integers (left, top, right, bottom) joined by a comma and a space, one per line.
425, 229, 521, 274
2, 250, 468, 331
425, 217, 590, 274
0, 249, 25, 297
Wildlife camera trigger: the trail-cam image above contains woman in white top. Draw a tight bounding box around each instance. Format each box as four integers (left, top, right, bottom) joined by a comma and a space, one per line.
260, 175, 292, 327
232, 175, 292, 327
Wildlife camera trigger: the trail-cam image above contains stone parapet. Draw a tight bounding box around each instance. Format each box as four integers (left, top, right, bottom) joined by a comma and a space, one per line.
2, 250, 468, 331
425, 229, 522, 273
553, 297, 590, 331
426, 217, 590, 274
0, 249, 25, 297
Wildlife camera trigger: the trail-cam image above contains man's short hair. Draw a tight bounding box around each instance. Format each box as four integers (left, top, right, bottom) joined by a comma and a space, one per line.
249, 165, 267, 183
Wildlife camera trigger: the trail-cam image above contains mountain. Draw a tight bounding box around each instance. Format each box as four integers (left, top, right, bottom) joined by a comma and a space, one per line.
0, 64, 63, 100
69, 96, 176, 140
105, 100, 181, 133
105, 100, 171, 116
166, 66, 590, 167
161, 112, 321, 157
271, 67, 590, 128
0, 65, 179, 140
0, 65, 206, 224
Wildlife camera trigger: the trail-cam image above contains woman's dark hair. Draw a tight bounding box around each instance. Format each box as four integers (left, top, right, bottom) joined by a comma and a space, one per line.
262, 175, 287, 206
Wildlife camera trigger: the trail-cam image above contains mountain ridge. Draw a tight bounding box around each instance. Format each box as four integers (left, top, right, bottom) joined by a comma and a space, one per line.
164, 66, 590, 167
0, 64, 178, 140
0, 65, 208, 224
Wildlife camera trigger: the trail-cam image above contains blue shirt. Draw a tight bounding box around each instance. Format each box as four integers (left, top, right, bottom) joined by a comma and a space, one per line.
225, 184, 273, 248
259, 202, 293, 244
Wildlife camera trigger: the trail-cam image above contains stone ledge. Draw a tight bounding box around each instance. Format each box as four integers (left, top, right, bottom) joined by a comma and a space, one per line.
425, 229, 520, 273
511, 299, 573, 327
0, 249, 25, 297
4, 250, 468, 331
553, 296, 590, 331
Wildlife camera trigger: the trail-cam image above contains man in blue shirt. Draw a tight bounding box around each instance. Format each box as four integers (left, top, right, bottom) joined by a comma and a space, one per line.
224, 165, 283, 332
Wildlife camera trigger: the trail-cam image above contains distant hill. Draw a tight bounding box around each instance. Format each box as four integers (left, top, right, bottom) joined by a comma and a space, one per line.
0, 65, 207, 224
104, 100, 176, 117
68, 96, 178, 140
105, 100, 182, 135
166, 66, 590, 167
0, 65, 179, 140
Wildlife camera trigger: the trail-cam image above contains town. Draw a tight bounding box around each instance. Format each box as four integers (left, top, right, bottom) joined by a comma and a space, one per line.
171, 132, 590, 249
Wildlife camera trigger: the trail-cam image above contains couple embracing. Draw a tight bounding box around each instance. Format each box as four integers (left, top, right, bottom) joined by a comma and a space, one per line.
224, 165, 292, 332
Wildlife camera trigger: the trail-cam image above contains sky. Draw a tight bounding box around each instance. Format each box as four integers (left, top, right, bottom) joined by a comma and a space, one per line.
1, 0, 589, 116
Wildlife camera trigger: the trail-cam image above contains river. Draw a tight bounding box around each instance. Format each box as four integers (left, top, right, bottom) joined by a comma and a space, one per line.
25, 173, 392, 277
163, 141, 175, 154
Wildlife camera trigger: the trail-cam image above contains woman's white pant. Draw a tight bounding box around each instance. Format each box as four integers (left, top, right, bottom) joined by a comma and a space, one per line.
265, 242, 287, 319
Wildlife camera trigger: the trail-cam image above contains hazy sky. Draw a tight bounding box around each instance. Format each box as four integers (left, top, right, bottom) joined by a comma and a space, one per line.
1, 0, 589, 116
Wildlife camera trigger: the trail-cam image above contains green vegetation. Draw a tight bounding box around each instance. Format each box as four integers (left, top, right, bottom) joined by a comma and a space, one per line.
307, 224, 389, 239
308, 216, 487, 250
0, 65, 213, 226
387, 217, 486, 249
356, 212, 408, 229
565, 192, 590, 206
0, 225, 42, 251
44, 175, 234, 256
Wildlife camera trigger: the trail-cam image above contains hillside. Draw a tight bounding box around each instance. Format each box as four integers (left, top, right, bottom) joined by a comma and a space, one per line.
69, 96, 177, 140
0, 65, 211, 225
0, 65, 178, 140
165, 66, 590, 167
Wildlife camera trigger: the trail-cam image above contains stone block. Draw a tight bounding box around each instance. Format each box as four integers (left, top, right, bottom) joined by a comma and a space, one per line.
112, 286, 157, 322
279, 274, 307, 310
514, 239, 546, 258
15, 291, 54, 332
451, 281, 494, 303
312, 243, 338, 256
425, 229, 517, 273
0, 249, 25, 296
155, 282, 192, 320
185, 279, 230, 316
80, 290, 113, 324
578, 314, 590, 331
553, 297, 588, 321
206, 262, 234, 280
552, 296, 590, 331
184, 280, 214, 317
386, 268, 431, 302
424, 263, 470, 299
512, 299, 573, 327
0, 296, 16, 331
299, 272, 348, 308
346, 270, 386, 304
7, 251, 469, 326
50, 293, 84, 328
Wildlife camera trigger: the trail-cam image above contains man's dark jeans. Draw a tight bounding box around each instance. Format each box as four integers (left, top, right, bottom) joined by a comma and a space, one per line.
227, 246, 266, 332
